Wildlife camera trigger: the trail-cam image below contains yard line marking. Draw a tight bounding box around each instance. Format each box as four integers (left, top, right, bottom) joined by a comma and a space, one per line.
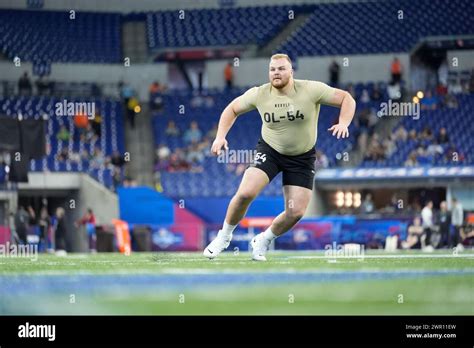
287, 254, 474, 259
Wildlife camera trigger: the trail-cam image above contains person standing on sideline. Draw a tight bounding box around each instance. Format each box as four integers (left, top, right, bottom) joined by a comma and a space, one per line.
451, 198, 464, 251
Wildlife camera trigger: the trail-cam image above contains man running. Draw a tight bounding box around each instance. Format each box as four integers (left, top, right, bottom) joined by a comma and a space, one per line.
204, 53, 356, 261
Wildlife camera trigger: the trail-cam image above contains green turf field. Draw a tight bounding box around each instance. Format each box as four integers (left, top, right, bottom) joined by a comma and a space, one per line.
0, 250, 473, 315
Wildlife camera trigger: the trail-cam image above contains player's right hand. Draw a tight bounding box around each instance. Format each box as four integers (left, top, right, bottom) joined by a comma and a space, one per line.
211, 137, 229, 156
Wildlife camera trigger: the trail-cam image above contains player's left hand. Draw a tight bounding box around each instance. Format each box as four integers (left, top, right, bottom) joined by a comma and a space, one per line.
328, 124, 349, 139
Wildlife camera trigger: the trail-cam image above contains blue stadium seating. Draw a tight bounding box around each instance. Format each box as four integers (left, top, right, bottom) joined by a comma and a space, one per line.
360, 94, 474, 168
2, 1, 472, 64
0, 10, 121, 63
0, 96, 125, 188
279, 0, 473, 56
145, 1, 473, 55
146, 6, 294, 49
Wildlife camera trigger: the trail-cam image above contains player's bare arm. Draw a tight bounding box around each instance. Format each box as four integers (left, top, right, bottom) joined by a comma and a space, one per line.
211, 96, 246, 156
326, 89, 356, 139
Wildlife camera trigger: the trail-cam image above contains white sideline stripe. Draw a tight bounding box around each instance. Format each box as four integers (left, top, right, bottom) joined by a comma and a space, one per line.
287, 254, 474, 259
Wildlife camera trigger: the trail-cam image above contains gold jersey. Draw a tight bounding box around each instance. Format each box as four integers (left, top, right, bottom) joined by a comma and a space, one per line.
238, 79, 336, 155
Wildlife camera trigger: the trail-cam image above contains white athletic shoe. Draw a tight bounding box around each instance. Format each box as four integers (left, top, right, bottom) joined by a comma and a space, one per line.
250, 233, 271, 261
203, 230, 231, 259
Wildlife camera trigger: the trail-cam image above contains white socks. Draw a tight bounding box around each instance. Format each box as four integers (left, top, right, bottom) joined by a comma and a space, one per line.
263, 227, 278, 242
218, 221, 237, 240
218, 222, 278, 242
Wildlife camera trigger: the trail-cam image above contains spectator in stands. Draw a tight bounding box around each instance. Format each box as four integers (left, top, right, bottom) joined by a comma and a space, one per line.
149, 81, 166, 112
329, 60, 340, 87
444, 143, 464, 163
190, 93, 205, 108
382, 135, 396, 158
437, 127, 449, 144
90, 147, 105, 168
365, 135, 385, 161
53, 207, 67, 253
156, 144, 171, 162
421, 201, 435, 249
69, 151, 82, 163
110, 150, 126, 168
437, 201, 450, 248
405, 151, 418, 167
56, 125, 70, 142
357, 109, 370, 133
401, 216, 424, 249
390, 57, 402, 84
387, 81, 401, 100
154, 155, 170, 172
426, 140, 443, 159
436, 83, 448, 97
360, 89, 370, 104
80, 123, 97, 143
393, 125, 408, 142
444, 94, 459, 109
314, 150, 329, 169
149, 81, 162, 95
415, 145, 432, 165
451, 198, 464, 250
186, 141, 205, 165
168, 152, 190, 172
361, 193, 375, 214
183, 121, 203, 144
408, 129, 418, 141
420, 126, 433, 141
56, 148, 69, 162
38, 207, 51, 252
224, 62, 234, 89
90, 109, 102, 138
420, 90, 438, 110
371, 84, 382, 102
112, 166, 123, 191
18, 72, 32, 95
385, 194, 400, 214
165, 120, 180, 137
204, 95, 215, 108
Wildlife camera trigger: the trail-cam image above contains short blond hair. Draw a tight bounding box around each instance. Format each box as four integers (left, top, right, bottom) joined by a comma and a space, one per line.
270, 53, 292, 66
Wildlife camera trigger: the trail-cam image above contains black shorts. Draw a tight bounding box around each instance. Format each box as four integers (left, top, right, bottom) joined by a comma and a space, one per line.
249, 138, 316, 190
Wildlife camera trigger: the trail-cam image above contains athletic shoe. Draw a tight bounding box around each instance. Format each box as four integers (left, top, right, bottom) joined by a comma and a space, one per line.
203, 230, 231, 259
250, 232, 271, 261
